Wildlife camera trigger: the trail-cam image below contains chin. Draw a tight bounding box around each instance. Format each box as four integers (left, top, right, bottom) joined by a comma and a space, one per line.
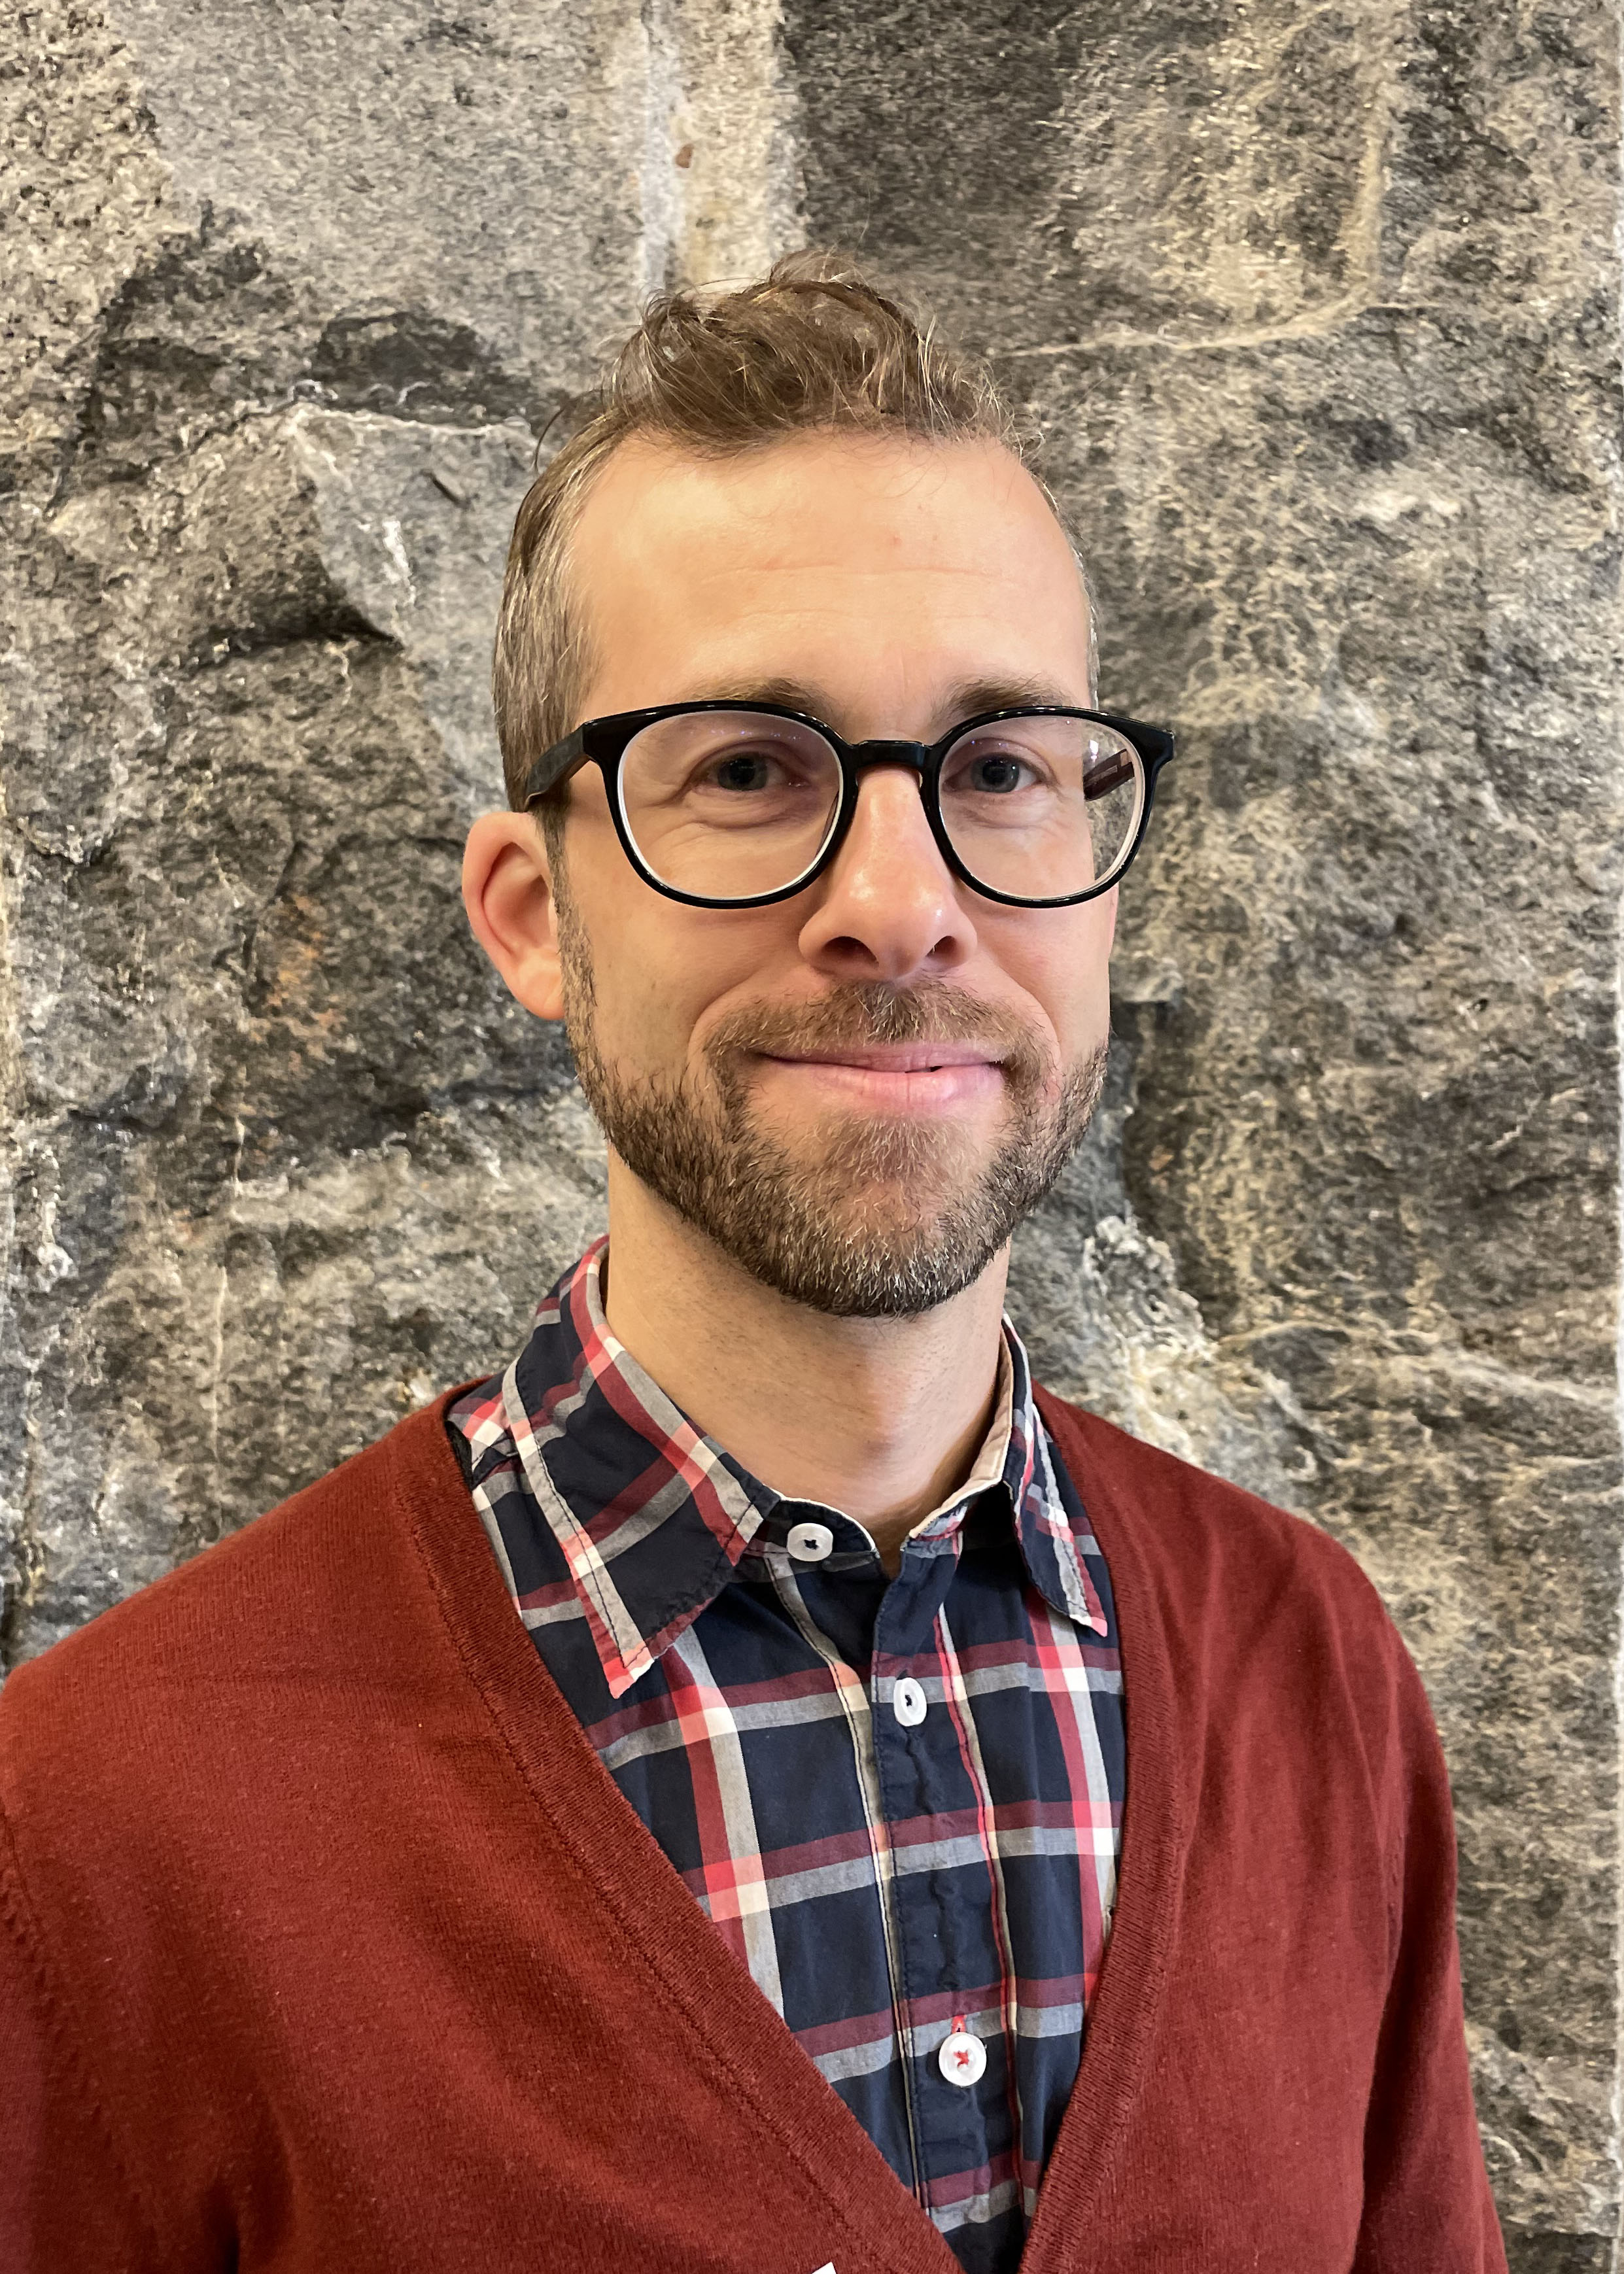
780, 1112, 994, 1184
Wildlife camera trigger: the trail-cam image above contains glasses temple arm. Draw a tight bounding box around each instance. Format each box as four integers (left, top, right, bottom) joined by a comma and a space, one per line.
522, 726, 587, 810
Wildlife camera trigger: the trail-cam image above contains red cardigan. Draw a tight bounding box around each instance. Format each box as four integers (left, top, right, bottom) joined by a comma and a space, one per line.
0, 1388, 1506, 2273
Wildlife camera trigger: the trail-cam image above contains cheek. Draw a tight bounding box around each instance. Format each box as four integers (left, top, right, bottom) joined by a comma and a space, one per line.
581, 909, 706, 1061
571, 863, 793, 1068
995, 903, 1116, 1058
561, 830, 684, 1050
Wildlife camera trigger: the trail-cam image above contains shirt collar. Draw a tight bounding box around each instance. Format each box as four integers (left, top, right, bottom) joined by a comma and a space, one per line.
466, 1238, 1105, 1700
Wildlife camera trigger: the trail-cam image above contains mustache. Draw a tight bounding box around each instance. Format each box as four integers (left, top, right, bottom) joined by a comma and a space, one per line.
701, 983, 1052, 1086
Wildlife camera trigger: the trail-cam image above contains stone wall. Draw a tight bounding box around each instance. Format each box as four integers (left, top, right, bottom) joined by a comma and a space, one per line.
3, 2, 1619, 2262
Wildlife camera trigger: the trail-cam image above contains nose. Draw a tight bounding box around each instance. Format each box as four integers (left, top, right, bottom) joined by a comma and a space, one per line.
795, 766, 978, 984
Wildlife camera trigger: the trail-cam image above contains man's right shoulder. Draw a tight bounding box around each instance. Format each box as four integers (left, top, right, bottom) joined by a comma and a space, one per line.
0, 1398, 466, 1816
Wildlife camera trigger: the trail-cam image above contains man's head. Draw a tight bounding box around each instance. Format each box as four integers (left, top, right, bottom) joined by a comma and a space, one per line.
465, 253, 1121, 1318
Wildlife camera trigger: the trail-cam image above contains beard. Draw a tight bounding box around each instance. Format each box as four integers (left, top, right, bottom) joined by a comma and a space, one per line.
555, 892, 1106, 1319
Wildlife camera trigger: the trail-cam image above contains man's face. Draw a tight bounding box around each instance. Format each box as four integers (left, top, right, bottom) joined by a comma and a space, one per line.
496, 430, 1116, 1315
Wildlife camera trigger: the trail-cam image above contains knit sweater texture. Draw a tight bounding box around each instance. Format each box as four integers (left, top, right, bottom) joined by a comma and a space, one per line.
0, 1387, 1506, 2273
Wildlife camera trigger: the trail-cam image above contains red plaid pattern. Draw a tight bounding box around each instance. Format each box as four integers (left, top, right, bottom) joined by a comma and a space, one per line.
448, 1242, 1124, 2273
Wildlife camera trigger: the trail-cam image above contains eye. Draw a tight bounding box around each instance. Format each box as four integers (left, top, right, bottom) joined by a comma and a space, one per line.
944, 742, 1050, 797
960, 752, 1035, 795
697, 749, 792, 793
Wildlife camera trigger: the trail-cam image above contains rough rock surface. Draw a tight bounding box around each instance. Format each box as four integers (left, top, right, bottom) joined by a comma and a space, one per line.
1, 2, 1618, 2263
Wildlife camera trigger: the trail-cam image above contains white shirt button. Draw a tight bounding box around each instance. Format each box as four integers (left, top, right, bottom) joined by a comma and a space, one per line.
892, 1676, 927, 1727
786, 1521, 835, 1563
939, 2029, 986, 2088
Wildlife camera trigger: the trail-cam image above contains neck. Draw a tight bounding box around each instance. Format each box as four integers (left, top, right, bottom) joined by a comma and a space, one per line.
599, 1157, 1010, 1571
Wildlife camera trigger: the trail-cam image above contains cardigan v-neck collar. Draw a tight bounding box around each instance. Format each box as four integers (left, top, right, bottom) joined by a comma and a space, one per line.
390, 1386, 1186, 2273
452, 1239, 1105, 1704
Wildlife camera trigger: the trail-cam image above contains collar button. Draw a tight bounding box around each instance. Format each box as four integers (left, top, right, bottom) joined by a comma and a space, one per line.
786, 1520, 835, 1564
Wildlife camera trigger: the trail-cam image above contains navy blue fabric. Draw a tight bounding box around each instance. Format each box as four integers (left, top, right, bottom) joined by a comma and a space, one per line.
448, 1244, 1125, 2269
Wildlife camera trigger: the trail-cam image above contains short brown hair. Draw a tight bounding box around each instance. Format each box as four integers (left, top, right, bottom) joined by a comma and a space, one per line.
492, 250, 1086, 823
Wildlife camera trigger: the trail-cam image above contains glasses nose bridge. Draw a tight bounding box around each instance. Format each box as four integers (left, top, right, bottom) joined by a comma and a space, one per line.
846, 736, 932, 778
825, 738, 947, 890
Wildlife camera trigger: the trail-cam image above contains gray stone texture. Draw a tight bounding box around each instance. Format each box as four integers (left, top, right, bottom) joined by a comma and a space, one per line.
1, 1, 1618, 2263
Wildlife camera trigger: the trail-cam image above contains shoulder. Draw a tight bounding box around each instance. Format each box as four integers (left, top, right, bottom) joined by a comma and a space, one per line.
1036, 1388, 1425, 1746
1038, 1389, 1371, 1591
0, 1399, 467, 1820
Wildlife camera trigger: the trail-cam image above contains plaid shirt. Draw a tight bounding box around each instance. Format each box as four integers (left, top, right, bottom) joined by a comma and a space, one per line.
447, 1241, 1124, 2273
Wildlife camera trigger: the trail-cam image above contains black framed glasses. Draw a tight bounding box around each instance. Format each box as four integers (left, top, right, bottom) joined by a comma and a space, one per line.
523, 701, 1175, 910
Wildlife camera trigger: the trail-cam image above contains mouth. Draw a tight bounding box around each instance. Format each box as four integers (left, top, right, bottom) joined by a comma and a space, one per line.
752, 1042, 1005, 1115
763, 1042, 1003, 1075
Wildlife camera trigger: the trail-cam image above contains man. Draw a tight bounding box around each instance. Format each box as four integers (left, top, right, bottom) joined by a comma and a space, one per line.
0, 256, 1504, 2272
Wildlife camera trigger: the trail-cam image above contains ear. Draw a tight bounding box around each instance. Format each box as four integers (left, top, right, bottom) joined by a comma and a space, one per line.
462, 810, 566, 1021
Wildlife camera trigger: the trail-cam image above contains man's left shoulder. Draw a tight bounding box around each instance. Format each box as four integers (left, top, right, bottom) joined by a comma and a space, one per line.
1035, 1387, 1413, 1686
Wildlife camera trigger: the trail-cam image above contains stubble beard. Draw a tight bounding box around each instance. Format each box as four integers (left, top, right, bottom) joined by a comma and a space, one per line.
555, 888, 1107, 1320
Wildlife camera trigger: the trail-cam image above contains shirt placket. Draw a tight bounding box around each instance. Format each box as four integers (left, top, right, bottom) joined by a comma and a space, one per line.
869, 1531, 997, 2220
760, 1523, 925, 2200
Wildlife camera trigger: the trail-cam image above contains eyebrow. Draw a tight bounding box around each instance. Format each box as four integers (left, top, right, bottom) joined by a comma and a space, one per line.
940, 674, 1088, 721
695, 675, 840, 716
683, 672, 1090, 736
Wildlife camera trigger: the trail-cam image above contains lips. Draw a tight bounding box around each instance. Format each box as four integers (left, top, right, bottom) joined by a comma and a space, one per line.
750, 1048, 1007, 1120
763, 1042, 1001, 1075
700, 980, 1050, 1111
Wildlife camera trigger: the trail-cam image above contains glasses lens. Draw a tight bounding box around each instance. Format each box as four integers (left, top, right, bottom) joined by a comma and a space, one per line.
939, 715, 1145, 901
618, 711, 843, 901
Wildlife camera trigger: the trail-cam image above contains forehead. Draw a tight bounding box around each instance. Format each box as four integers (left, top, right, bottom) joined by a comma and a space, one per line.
565, 430, 1093, 724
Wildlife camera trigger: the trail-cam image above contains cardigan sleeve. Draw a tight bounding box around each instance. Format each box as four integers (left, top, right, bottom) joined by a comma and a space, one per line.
1352, 1638, 1508, 2273
0, 1807, 165, 2273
